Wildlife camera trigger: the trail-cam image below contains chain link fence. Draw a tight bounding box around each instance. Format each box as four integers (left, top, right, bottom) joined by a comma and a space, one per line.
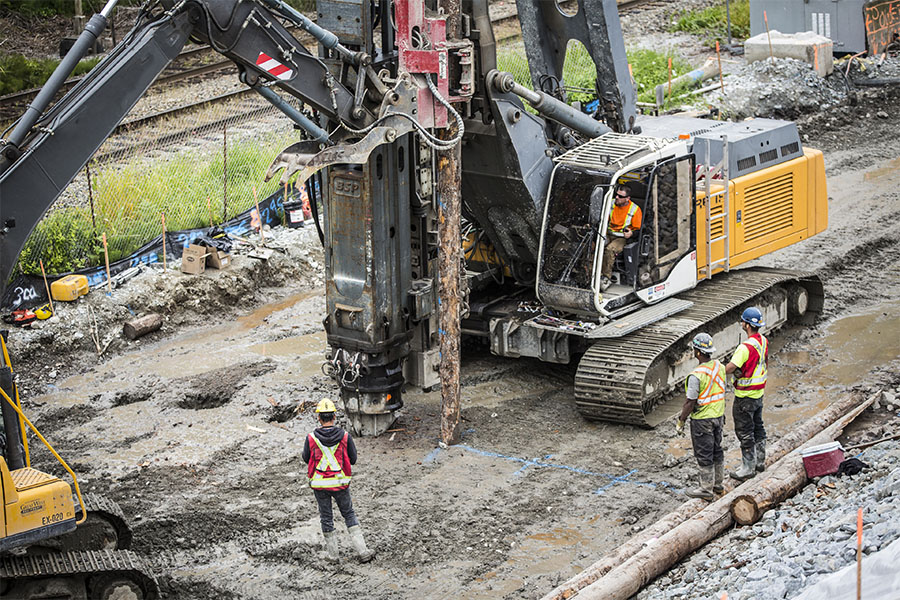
17, 91, 309, 276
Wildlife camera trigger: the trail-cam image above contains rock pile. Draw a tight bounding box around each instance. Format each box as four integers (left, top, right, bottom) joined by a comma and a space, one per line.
635, 439, 900, 600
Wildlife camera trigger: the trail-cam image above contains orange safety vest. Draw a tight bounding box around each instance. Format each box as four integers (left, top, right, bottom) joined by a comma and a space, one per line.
307, 432, 352, 491
609, 202, 641, 233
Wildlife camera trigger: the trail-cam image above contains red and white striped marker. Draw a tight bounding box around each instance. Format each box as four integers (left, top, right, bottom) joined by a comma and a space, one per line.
255, 52, 293, 80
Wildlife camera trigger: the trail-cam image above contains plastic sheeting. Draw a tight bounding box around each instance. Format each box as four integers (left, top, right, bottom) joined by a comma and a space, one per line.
792, 536, 900, 599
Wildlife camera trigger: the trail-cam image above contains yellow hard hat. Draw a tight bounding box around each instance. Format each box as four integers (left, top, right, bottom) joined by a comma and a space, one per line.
315, 398, 337, 413
34, 304, 53, 320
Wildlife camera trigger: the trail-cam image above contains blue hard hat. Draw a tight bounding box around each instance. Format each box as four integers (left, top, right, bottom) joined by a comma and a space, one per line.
741, 307, 764, 328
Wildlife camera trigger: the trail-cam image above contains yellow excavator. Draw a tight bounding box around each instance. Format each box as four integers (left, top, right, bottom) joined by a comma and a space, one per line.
0, 332, 157, 599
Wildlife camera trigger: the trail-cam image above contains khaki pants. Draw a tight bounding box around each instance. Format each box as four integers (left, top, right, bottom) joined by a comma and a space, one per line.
601, 236, 627, 278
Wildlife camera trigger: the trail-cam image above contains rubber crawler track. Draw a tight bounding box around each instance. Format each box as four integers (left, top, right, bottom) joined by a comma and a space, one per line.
574, 267, 824, 427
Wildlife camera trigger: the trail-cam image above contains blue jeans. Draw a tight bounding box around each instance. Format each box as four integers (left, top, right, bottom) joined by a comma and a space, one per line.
313, 488, 358, 533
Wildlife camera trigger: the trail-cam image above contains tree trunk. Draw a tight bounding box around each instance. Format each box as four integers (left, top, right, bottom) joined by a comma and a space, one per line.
123, 313, 163, 340
542, 391, 873, 600
555, 393, 875, 600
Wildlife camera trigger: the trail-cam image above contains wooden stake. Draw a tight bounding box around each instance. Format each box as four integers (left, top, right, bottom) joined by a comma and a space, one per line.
716, 40, 725, 94
857, 507, 863, 600
102, 233, 112, 295
39, 259, 54, 315
206, 196, 214, 227
252, 186, 265, 245
763, 10, 775, 65
438, 0, 462, 447
667, 57, 673, 95
161, 212, 167, 272
283, 182, 289, 227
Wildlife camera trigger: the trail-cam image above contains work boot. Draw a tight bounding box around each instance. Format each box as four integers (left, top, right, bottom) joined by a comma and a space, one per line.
348, 525, 375, 563
755, 440, 767, 472
685, 465, 715, 500
323, 530, 340, 561
729, 451, 757, 481
713, 462, 725, 494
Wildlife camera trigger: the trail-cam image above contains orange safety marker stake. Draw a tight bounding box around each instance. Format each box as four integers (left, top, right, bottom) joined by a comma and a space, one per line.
39, 259, 54, 315
161, 212, 167, 272
206, 196, 214, 227
667, 57, 673, 95
716, 40, 725, 94
102, 233, 112, 295
764, 10, 775, 65
252, 186, 265, 245
857, 507, 863, 600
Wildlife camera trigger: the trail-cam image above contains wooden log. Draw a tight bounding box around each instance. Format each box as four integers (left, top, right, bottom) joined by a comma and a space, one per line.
566, 393, 876, 600
123, 313, 163, 340
541, 392, 874, 600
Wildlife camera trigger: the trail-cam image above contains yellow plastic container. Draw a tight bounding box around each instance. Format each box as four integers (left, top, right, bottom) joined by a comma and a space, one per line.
50, 274, 89, 302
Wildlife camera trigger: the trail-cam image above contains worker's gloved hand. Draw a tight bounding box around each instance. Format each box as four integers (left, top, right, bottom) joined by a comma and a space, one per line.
675, 420, 686, 436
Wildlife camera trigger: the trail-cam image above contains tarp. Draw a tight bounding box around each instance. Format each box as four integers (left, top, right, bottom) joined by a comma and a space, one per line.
792, 536, 900, 600
1, 186, 296, 311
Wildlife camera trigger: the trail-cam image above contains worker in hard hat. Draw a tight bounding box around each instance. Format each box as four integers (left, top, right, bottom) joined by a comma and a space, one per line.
676, 332, 727, 499
725, 307, 769, 481
302, 398, 375, 563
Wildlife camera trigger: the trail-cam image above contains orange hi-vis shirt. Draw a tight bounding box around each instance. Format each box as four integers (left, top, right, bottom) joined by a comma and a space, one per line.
609, 201, 642, 233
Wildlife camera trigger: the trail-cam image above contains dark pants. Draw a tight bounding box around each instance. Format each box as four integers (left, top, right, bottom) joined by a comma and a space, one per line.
314, 488, 359, 533
733, 396, 766, 457
690, 416, 724, 467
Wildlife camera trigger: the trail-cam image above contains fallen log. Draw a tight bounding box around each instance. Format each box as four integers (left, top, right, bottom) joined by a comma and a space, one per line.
123, 313, 163, 340
541, 392, 875, 600
570, 394, 876, 600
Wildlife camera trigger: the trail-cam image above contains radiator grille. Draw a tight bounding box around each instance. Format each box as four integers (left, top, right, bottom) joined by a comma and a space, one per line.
780, 141, 800, 157
743, 173, 794, 242
737, 155, 757, 171
759, 149, 778, 163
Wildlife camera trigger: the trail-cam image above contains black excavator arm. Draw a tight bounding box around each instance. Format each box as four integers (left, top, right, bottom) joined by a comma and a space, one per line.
0, 0, 384, 285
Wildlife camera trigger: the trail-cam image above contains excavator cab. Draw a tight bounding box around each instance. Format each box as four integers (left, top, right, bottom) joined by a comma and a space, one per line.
537, 134, 699, 317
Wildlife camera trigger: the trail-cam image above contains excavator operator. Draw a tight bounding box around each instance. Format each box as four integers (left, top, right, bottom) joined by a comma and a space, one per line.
600, 183, 643, 291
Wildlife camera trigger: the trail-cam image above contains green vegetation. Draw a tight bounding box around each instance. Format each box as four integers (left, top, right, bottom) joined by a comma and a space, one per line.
0, 53, 101, 95
670, 0, 750, 46
17, 208, 102, 276
496, 44, 696, 110
0, 0, 143, 16
17, 140, 284, 275
627, 48, 695, 107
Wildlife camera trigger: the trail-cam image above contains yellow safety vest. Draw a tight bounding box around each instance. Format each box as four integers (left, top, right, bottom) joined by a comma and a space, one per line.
686, 359, 726, 420
733, 335, 768, 399
308, 435, 352, 489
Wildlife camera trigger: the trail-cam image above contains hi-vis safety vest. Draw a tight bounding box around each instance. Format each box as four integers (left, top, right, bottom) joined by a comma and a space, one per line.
307, 432, 352, 491
734, 335, 768, 399
686, 359, 726, 420
610, 202, 640, 233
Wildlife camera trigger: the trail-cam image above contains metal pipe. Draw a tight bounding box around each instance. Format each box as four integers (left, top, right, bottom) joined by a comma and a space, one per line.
490, 70, 611, 138
256, 0, 357, 64
4, 0, 118, 152
254, 85, 330, 145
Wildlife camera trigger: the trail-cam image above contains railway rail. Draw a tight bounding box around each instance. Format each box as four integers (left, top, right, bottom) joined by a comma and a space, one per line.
2, 0, 678, 165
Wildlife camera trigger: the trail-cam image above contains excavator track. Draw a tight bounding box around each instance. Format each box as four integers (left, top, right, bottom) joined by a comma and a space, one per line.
574, 267, 824, 427
0, 549, 159, 599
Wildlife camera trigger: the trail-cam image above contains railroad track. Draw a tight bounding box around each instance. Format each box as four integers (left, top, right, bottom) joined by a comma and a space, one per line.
4, 0, 681, 165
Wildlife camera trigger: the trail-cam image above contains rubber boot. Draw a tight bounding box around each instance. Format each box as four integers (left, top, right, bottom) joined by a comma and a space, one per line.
713, 462, 725, 494
729, 451, 757, 481
685, 465, 715, 500
755, 440, 767, 472
323, 530, 340, 561
348, 525, 375, 563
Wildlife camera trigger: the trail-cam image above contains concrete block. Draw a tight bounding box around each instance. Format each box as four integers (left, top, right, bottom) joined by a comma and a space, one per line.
744, 30, 834, 77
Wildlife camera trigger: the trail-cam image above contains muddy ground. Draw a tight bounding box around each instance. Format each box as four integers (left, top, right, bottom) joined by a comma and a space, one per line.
5, 8, 900, 600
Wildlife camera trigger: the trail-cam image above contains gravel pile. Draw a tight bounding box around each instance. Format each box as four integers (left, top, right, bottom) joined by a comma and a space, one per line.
635, 418, 900, 599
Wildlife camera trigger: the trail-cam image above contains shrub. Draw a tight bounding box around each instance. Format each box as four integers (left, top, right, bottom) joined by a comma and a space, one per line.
0, 52, 101, 96
670, 0, 751, 46
17, 208, 102, 276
